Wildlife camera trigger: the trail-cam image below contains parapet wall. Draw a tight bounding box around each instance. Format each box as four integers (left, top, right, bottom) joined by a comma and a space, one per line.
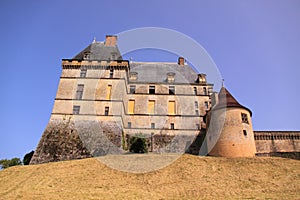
254, 131, 300, 155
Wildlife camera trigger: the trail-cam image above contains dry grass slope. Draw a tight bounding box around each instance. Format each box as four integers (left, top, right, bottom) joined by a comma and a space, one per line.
0, 154, 299, 199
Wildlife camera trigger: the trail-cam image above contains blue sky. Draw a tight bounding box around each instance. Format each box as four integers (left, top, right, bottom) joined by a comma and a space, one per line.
0, 0, 299, 159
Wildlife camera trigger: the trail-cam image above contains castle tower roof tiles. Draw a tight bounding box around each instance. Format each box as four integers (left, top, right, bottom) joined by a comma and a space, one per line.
213, 87, 252, 116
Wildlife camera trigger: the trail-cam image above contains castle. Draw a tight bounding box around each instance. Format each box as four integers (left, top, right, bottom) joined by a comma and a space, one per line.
30, 35, 300, 164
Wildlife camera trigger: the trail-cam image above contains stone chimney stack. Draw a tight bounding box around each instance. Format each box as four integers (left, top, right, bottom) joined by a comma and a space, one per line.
178, 57, 185, 66
105, 35, 117, 46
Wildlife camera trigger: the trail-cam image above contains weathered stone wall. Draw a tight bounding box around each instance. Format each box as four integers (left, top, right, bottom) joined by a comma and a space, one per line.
30, 119, 92, 164
126, 132, 196, 153
254, 131, 300, 154
30, 118, 124, 164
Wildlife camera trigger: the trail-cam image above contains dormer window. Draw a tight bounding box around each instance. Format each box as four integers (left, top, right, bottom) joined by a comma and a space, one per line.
111, 52, 117, 60
167, 72, 175, 83
197, 74, 207, 84
129, 72, 138, 81
83, 52, 90, 60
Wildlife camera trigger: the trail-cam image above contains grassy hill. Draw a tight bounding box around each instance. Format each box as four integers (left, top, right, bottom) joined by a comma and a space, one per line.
0, 154, 299, 199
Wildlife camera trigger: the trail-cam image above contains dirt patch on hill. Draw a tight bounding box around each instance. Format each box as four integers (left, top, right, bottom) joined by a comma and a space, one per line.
0, 154, 299, 199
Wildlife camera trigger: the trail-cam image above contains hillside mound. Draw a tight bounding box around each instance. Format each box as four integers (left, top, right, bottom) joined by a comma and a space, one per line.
0, 154, 299, 199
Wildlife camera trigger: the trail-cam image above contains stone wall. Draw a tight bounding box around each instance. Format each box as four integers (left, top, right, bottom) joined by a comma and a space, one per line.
30, 118, 124, 164
30, 119, 92, 164
254, 131, 300, 156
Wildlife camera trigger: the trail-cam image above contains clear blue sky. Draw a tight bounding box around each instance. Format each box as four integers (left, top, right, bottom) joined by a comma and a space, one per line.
0, 0, 299, 159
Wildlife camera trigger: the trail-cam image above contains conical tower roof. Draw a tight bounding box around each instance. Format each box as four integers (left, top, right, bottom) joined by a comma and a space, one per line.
213, 87, 252, 116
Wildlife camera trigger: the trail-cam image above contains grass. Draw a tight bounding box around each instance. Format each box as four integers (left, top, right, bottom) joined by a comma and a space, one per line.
0, 154, 299, 199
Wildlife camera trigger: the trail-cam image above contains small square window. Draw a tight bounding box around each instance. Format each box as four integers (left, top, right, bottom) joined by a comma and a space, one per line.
169, 86, 175, 95
170, 123, 174, 130
195, 110, 199, 116
151, 123, 155, 129
73, 106, 80, 115
128, 122, 132, 128
104, 107, 109, 116
243, 130, 247, 136
130, 85, 136, 94
196, 124, 200, 130
241, 113, 249, 124
149, 86, 155, 94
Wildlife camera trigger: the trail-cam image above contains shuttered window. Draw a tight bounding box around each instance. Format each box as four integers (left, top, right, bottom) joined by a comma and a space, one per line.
128, 100, 135, 114
148, 100, 155, 114
168, 101, 175, 115
106, 85, 112, 100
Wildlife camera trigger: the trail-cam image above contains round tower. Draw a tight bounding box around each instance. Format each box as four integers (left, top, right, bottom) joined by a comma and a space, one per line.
208, 87, 256, 157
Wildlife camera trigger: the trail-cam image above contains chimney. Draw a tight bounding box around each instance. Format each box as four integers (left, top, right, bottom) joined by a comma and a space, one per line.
105, 35, 117, 46
178, 57, 185, 66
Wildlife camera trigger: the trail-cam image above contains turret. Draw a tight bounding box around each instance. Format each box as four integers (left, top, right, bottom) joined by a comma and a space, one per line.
208, 87, 256, 157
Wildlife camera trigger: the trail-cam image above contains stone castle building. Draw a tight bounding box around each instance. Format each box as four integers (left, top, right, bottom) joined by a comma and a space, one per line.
30, 35, 300, 164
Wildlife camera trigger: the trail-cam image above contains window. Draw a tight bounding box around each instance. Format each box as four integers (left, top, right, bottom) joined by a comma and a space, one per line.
169, 86, 175, 95
104, 107, 109, 116
128, 122, 132, 128
243, 130, 247, 136
170, 123, 174, 130
151, 123, 155, 129
83, 52, 90, 59
241, 113, 249, 124
148, 100, 155, 114
196, 124, 200, 130
204, 101, 209, 109
168, 101, 175, 115
129, 85, 136, 94
80, 69, 87, 78
109, 69, 114, 78
111, 52, 117, 60
195, 110, 199, 116
76, 84, 84, 100
128, 100, 135, 114
149, 86, 155, 94
106, 85, 112, 100
194, 87, 197, 95
194, 101, 198, 108
73, 106, 80, 115
203, 87, 207, 95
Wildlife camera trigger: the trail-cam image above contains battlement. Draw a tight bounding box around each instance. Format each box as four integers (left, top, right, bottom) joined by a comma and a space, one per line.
254, 131, 300, 157
62, 59, 129, 69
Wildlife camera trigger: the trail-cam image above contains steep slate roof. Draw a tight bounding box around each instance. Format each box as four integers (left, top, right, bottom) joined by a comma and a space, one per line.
72, 40, 203, 84
213, 87, 252, 116
73, 42, 122, 61
130, 62, 198, 84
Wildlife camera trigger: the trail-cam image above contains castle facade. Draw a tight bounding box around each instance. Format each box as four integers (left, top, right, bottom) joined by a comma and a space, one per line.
30, 36, 300, 164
